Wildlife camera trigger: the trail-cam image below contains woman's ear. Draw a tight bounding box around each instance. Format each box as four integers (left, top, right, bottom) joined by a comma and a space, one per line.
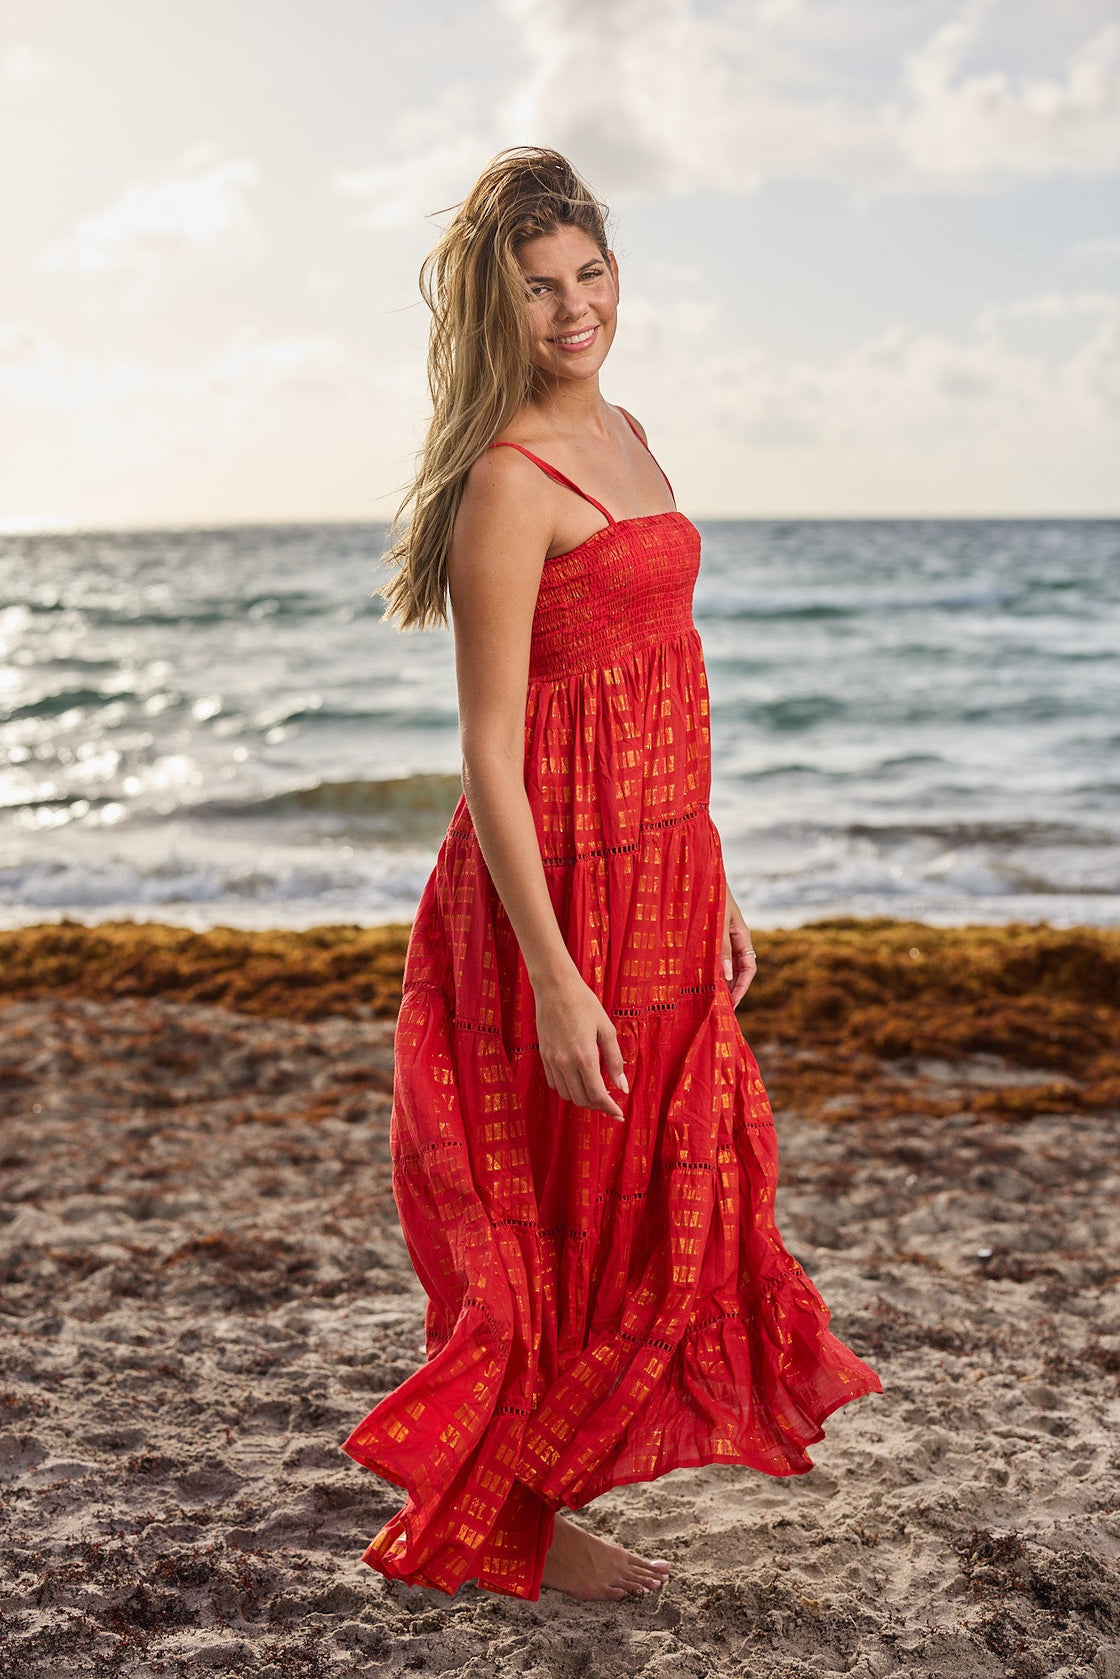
609, 250, 620, 299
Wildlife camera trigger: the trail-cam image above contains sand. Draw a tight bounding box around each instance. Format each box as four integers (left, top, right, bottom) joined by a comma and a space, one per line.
1, 920, 1118, 1678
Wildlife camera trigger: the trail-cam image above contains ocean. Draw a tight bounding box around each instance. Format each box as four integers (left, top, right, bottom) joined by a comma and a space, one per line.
1, 519, 1117, 932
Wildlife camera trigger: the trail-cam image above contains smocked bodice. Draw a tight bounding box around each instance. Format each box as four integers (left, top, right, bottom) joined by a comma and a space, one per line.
527, 511, 701, 683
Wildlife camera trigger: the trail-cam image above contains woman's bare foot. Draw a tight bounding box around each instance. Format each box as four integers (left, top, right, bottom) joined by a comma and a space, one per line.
540, 1512, 671, 1601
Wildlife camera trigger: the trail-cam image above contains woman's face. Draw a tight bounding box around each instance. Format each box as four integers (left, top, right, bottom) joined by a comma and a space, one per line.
516, 223, 619, 385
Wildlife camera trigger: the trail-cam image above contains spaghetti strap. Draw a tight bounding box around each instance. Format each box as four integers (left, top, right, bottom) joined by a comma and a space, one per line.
487, 441, 615, 527
617, 407, 675, 505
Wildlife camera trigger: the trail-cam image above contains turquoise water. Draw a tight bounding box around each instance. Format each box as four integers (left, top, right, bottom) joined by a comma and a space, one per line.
1, 518, 1117, 929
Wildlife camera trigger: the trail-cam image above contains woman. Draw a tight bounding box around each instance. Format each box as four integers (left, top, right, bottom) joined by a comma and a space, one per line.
342, 146, 881, 1604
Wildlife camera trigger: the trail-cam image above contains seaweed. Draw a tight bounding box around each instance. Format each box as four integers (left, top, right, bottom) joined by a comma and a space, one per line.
3, 918, 1118, 1123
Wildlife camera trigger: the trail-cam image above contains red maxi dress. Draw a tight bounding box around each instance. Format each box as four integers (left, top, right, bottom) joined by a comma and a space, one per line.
342, 422, 882, 1599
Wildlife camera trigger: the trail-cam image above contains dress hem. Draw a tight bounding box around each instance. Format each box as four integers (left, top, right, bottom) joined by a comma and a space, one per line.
341, 1367, 883, 1601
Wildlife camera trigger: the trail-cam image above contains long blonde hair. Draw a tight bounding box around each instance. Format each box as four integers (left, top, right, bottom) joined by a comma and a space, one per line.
373, 146, 612, 632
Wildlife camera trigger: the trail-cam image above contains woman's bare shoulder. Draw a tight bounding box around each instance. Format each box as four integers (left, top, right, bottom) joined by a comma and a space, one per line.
452, 443, 552, 563
460, 439, 542, 503
613, 404, 648, 444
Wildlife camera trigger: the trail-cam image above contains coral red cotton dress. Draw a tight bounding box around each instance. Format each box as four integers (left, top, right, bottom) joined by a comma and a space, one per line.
342, 420, 882, 1600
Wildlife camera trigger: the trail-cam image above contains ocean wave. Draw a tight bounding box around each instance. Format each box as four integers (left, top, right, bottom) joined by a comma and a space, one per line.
711, 695, 846, 731
841, 818, 1120, 849
76, 592, 372, 630
694, 586, 1019, 621
260, 703, 458, 730
1, 685, 138, 721
0, 853, 433, 915
193, 773, 464, 823
723, 753, 944, 786
730, 762, 840, 784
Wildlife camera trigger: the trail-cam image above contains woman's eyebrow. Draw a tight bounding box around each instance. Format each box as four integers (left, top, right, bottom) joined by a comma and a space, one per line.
522, 262, 604, 283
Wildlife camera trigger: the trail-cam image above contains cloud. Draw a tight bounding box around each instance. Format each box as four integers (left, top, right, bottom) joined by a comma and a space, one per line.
0, 321, 392, 524
983, 289, 1119, 322
1, 44, 51, 85
330, 92, 494, 229
503, 0, 901, 195
0, 322, 146, 410
606, 282, 1120, 511
335, 0, 1120, 219
184, 329, 372, 430
38, 153, 260, 283
1071, 235, 1120, 264
887, 9, 1120, 185
3, 289, 1117, 518
0, 321, 366, 419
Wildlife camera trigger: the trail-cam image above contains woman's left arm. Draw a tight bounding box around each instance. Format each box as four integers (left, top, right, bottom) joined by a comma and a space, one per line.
722, 883, 757, 1008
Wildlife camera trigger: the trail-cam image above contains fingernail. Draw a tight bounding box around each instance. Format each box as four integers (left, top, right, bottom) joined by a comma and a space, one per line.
723, 958, 733, 980
617, 1072, 628, 1092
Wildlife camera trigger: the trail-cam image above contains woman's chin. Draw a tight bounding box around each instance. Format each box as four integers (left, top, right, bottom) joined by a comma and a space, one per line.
537, 351, 611, 384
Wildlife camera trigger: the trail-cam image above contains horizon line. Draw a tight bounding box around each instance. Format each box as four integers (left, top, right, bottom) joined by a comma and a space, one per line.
4, 510, 1120, 536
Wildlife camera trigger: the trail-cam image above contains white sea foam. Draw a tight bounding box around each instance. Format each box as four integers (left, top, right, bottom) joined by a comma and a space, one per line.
2, 518, 1118, 930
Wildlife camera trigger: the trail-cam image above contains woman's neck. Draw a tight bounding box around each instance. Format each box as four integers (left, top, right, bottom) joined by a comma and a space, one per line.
528, 374, 614, 440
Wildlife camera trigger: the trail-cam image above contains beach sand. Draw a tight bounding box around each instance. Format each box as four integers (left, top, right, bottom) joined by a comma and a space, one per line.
1, 919, 1118, 1678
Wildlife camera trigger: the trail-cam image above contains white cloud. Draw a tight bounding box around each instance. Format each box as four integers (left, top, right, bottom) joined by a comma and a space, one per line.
0, 322, 393, 524
607, 283, 1120, 511
1071, 235, 1120, 264
1, 44, 51, 85
887, 10, 1120, 185
3, 289, 1117, 518
0, 321, 146, 410
0, 321, 366, 419
183, 329, 372, 428
504, 0, 744, 194
337, 0, 1120, 216
38, 154, 260, 284
330, 92, 493, 229
984, 289, 1119, 322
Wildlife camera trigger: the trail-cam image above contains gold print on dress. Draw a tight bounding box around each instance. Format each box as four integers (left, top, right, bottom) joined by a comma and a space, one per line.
342, 511, 881, 1602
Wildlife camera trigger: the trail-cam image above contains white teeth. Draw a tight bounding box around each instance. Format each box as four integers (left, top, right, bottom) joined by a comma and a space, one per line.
555, 328, 595, 345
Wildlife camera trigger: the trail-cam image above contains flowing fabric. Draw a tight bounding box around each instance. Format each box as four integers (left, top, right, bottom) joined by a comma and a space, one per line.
342, 423, 882, 1599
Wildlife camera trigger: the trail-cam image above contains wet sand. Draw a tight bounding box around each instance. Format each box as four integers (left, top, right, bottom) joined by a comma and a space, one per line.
1, 919, 1118, 1678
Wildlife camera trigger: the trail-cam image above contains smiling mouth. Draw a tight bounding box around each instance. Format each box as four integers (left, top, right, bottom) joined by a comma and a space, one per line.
551, 326, 598, 351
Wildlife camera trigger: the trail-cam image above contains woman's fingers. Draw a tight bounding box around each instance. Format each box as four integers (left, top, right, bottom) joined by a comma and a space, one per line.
563, 1012, 626, 1118
721, 902, 757, 1007
600, 1027, 628, 1095
572, 1057, 625, 1120
728, 919, 757, 1004
536, 985, 628, 1120
547, 1066, 575, 1105
544, 1054, 625, 1120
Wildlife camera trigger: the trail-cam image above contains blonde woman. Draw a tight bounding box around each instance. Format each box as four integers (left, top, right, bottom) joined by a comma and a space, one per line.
343, 147, 881, 1604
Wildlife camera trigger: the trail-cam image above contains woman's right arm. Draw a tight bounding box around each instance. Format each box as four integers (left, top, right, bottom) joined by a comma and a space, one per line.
446, 449, 627, 1121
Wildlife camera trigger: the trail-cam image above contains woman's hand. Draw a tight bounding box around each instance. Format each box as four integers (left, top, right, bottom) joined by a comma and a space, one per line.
722, 887, 757, 1008
533, 970, 628, 1122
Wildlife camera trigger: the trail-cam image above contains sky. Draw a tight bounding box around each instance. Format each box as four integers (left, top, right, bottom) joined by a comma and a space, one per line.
1, 0, 1118, 527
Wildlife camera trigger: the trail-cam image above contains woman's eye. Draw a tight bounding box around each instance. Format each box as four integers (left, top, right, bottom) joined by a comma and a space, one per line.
526, 268, 603, 300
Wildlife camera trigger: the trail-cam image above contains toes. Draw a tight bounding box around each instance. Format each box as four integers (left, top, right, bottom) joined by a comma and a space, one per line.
622, 1571, 656, 1593
627, 1559, 667, 1583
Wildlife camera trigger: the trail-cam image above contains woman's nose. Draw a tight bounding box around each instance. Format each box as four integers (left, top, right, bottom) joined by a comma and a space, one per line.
553, 286, 586, 321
